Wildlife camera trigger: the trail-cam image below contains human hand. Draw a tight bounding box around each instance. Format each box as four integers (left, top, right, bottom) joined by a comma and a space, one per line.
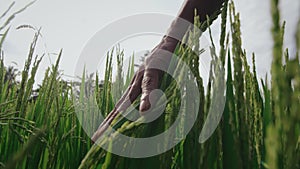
91, 0, 227, 143
91, 61, 165, 142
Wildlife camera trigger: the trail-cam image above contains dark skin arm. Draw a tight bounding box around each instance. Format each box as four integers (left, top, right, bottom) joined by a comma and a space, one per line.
92, 0, 225, 142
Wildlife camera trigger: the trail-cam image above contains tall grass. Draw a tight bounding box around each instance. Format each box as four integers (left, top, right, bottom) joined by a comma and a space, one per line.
0, 0, 299, 169
0, 3, 91, 168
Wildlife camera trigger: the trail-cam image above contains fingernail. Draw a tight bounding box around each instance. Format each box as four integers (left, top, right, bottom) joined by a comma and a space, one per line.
140, 100, 150, 113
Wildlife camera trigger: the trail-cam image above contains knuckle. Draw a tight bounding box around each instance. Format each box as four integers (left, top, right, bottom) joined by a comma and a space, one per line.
142, 75, 153, 85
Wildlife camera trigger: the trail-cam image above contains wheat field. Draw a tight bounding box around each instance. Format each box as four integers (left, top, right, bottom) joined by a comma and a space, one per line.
0, 1, 299, 169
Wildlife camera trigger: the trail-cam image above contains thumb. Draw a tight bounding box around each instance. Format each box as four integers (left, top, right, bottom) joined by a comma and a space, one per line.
139, 68, 162, 115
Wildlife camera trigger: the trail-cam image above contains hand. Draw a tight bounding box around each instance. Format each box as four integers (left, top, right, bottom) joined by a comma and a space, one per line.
91, 0, 227, 142
91, 62, 164, 142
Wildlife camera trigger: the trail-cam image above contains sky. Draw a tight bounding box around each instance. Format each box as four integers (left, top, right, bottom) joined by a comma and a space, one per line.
0, 0, 299, 86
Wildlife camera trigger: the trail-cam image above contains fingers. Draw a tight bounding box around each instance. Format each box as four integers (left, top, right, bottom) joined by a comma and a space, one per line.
117, 65, 144, 111
92, 67, 144, 142
99, 73, 137, 127
118, 83, 142, 112
139, 68, 163, 115
91, 87, 132, 142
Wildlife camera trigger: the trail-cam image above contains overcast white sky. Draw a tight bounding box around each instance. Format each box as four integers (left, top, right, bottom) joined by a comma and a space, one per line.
0, 0, 299, 85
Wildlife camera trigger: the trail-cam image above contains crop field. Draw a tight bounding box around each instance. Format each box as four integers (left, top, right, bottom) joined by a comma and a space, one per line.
0, 0, 299, 169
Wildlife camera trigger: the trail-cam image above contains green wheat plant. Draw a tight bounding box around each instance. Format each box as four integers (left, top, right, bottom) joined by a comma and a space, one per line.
0, 0, 299, 169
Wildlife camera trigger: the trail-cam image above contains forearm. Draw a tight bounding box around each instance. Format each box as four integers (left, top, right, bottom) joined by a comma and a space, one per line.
147, 0, 225, 67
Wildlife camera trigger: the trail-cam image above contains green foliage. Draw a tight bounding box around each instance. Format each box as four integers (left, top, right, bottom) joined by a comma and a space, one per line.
0, 1, 299, 169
